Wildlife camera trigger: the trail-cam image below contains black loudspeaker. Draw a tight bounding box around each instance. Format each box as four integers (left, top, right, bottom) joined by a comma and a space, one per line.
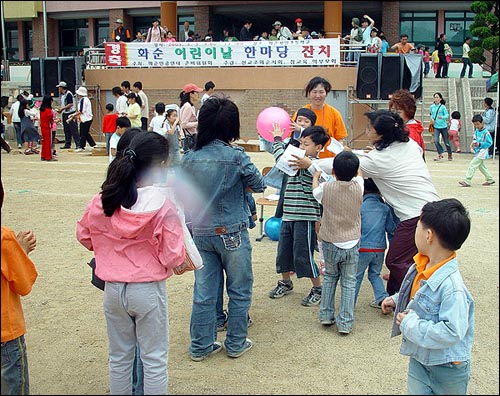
31, 58, 43, 97
43, 58, 59, 98
402, 54, 423, 99
356, 53, 380, 99
59, 57, 77, 95
380, 54, 402, 100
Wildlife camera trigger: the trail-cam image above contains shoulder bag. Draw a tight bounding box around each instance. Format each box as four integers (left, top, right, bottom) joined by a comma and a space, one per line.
429, 104, 442, 133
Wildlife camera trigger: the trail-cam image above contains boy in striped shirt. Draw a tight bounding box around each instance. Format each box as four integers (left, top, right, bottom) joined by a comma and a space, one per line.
268, 125, 329, 306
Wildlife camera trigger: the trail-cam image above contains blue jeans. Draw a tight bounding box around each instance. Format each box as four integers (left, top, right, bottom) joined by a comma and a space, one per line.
132, 344, 144, 395
190, 230, 253, 356
407, 357, 470, 395
354, 251, 389, 304
460, 58, 473, 78
433, 127, 452, 155
216, 274, 227, 328
319, 241, 359, 332
1, 335, 30, 395
13, 122, 22, 146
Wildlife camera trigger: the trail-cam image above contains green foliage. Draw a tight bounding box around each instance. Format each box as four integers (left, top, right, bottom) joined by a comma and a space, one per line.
469, 0, 499, 73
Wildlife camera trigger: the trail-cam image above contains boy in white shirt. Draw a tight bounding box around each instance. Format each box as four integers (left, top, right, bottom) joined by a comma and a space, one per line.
109, 116, 131, 163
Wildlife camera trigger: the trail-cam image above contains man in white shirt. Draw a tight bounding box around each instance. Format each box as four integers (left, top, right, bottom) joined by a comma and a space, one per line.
132, 81, 149, 130
201, 81, 215, 106
178, 21, 190, 42
273, 21, 293, 40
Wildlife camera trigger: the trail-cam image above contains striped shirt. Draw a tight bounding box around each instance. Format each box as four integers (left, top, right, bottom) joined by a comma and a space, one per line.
272, 141, 321, 222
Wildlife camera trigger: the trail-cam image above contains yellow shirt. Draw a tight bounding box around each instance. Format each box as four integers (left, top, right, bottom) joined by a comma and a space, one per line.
127, 102, 142, 128
410, 252, 457, 299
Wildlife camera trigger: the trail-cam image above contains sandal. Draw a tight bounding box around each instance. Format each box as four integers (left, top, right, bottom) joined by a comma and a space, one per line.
482, 181, 495, 186
24, 149, 34, 155
458, 181, 471, 187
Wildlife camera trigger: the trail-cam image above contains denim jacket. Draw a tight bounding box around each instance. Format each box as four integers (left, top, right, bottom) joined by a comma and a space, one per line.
181, 140, 265, 236
360, 194, 398, 250
390, 258, 475, 366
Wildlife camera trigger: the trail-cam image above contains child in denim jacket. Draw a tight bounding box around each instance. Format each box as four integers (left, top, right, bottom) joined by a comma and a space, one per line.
381, 198, 474, 395
354, 178, 398, 309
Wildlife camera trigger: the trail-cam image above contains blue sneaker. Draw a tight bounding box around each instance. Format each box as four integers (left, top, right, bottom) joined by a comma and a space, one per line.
190, 341, 223, 362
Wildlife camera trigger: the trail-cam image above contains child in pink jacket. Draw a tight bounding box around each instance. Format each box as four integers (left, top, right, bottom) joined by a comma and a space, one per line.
77, 132, 185, 395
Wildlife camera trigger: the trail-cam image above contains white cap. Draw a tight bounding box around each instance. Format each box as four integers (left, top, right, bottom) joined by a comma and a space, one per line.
56, 81, 67, 88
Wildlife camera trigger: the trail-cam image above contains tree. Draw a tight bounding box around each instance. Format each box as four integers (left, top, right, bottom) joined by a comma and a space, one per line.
469, 1, 499, 74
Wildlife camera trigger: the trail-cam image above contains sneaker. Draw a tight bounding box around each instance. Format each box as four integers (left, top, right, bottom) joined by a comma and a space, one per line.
18, 144, 22, 149
338, 329, 351, 335
482, 181, 495, 186
60, 146, 71, 149
301, 287, 322, 306
458, 181, 471, 187
320, 319, 335, 326
190, 341, 223, 362
227, 338, 253, 358
269, 280, 293, 299
369, 299, 382, 309
75, 148, 85, 152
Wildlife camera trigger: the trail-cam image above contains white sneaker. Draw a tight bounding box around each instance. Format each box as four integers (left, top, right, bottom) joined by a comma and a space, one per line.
75, 148, 85, 152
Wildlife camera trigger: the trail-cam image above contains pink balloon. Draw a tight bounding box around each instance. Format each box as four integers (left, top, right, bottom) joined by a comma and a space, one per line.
256, 107, 291, 142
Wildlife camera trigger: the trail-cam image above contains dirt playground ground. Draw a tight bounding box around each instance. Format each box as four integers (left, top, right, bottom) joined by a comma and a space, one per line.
1, 146, 499, 395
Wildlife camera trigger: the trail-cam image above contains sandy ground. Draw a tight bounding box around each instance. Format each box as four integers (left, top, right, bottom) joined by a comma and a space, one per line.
1, 145, 498, 395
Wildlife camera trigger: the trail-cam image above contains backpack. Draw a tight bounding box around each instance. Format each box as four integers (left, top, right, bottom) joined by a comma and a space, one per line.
354, 28, 363, 42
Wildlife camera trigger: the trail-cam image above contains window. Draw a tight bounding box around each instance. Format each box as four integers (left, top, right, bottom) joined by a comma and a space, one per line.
59, 19, 89, 56
445, 11, 475, 57
5, 22, 19, 60
95, 19, 109, 46
400, 11, 437, 50
25, 23, 33, 60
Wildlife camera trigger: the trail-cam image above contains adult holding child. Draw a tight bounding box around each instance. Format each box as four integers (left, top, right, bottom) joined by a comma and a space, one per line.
359, 110, 439, 295
297, 76, 348, 159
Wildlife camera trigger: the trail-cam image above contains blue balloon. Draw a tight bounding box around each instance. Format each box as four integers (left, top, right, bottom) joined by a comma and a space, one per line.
264, 216, 282, 241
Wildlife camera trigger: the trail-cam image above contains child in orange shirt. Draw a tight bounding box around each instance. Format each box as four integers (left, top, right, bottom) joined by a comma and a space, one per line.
102, 103, 119, 155
1, 180, 38, 395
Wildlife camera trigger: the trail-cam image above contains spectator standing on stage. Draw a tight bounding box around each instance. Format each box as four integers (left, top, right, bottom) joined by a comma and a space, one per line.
111, 19, 131, 42
178, 21, 191, 42
391, 34, 414, 54
273, 21, 293, 40
145, 18, 166, 43
361, 14, 375, 49
240, 20, 253, 41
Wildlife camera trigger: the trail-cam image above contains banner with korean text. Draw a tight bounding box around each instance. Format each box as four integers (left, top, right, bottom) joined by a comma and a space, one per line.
104, 39, 341, 68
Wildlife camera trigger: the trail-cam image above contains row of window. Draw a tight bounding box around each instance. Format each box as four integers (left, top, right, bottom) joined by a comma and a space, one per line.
4, 11, 474, 61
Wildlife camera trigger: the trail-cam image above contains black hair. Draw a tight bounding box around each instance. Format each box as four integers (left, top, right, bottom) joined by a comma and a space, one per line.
155, 102, 166, 114
472, 114, 483, 123
400, 34, 409, 39
420, 198, 471, 251
1, 96, 9, 109
301, 125, 329, 147
39, 95, 53, 112
433, 92, 446, 105
484, 97, 493, 107
205, 81, 215, 91
363, 177, 380, 194
132, 81, 143, 90
332, 150, 359, 181
304, 76, 331, 97
101, 132, 168, 217
115, 127, 143, 159
179, 91, 193, 107
166, 108, 177, 118
116, 116, 131, 129
451, 111, 461, 120
121, 80, 131, 89
16, 94, 24, 102
127, 93, 142, 107
465, 36, 471, 42
196, 96, 240, 149
364, 110, 409, 150
18, 99, 30, 120
112, 86, 123, 96
105, 103, 114, 112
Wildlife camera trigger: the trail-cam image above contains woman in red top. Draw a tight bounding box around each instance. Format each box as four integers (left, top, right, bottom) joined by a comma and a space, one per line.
389, 89, 426, 161
39, 95, 56, 161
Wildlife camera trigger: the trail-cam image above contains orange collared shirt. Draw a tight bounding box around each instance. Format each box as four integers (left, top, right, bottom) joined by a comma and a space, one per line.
410, 252, 457, 299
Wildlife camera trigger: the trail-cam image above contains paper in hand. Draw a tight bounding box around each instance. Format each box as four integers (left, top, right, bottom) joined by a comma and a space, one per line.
275, 145, 306, 176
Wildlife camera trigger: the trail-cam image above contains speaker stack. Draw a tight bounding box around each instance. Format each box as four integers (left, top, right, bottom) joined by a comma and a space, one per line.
356, 53, 423, 100
30, 57, 84, 97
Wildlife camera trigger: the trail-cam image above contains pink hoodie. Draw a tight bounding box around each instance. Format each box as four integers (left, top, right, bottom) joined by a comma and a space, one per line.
77, 186, 185, 283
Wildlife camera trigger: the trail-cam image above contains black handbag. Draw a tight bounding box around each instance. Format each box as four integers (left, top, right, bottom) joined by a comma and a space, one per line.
182, 129, 196, 151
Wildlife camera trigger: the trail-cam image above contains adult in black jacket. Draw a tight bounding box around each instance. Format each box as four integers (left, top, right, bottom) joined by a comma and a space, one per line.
240, 20, 253, 41
435, 33, 447, 78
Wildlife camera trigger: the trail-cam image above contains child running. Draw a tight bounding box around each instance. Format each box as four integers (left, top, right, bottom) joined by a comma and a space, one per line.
448, 111, 462, 153
458, 114, 495, 187
77, 132, 185, 394
312, 150, 364, 334
382, 198, 474, 395
268, 125, 329, 306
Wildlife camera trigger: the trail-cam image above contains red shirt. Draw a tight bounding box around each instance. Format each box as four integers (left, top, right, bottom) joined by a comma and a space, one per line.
102, 113, 119, 134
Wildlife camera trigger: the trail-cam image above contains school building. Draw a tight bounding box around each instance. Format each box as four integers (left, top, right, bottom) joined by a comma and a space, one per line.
1, 1, 479, 146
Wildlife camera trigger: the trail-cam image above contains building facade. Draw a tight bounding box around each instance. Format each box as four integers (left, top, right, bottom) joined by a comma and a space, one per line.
2, 1, 475, 62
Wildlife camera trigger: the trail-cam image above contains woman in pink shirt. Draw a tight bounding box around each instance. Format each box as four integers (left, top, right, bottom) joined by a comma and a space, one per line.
77, 132, 185, 395
179, 82, 203, 152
